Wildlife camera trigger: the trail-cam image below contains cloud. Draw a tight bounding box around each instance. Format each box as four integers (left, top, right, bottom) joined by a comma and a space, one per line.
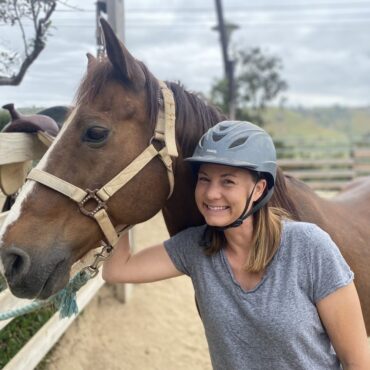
0, 0, 369, 108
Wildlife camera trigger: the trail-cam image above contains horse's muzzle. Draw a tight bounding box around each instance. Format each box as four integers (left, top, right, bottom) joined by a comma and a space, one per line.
0, 245, 70, 299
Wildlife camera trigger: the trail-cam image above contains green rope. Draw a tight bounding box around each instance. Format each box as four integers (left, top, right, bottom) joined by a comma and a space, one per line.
0, 270, 91, 321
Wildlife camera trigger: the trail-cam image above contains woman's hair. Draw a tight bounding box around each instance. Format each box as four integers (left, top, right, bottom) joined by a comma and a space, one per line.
200, 171, 290, 273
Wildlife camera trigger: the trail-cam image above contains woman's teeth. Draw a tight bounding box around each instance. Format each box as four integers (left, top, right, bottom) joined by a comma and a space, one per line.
206, 204, 228, 211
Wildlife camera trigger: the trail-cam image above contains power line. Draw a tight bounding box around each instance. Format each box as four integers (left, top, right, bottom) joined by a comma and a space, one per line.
3, 19, 370, 28
56, 2, 370, 13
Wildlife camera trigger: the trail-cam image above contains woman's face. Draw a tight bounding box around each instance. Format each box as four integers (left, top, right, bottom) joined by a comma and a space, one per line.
195, 163, 266, 227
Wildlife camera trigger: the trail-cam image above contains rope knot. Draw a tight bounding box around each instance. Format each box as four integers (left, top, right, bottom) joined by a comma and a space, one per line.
50, 270, 90, 318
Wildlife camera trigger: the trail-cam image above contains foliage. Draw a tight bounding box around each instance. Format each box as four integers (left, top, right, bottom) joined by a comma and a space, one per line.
0, 306, 56, 367
0, 0, 57, 86
210, 47, 288, 125
0, 108, 10, 130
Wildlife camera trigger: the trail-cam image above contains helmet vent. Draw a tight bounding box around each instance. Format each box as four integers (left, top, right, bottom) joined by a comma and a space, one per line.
212, 132, 227, 142
229, 136, 249, 148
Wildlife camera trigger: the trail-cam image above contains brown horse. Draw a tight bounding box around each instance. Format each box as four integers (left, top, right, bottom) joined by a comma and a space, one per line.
1, 19, 370, 334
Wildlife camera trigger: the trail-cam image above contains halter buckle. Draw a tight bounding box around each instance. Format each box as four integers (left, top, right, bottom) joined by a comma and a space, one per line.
78, 189, 107, 218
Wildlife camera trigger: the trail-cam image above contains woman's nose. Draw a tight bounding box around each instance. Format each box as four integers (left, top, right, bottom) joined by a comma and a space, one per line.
205, 183, 222, 200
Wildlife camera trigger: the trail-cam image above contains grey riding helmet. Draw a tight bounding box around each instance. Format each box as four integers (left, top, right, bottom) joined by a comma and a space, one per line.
185, 120, 277, 229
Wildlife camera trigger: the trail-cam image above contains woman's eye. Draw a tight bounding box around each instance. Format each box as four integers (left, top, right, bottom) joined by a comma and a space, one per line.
82, 126, 110, 143
224, 179, 235, 185
198, 176, 209, 183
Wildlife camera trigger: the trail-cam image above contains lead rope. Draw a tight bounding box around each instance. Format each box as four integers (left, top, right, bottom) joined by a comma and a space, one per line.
0, 242, 113, 320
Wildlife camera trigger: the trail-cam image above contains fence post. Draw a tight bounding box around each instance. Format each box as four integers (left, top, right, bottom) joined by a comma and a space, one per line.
112, 228, 135, 303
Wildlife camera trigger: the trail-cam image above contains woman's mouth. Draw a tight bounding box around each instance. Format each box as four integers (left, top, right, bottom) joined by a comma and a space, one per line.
204, 203, 229, 212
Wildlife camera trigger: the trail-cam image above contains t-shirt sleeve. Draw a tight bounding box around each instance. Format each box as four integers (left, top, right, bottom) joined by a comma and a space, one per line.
308, 225, 354, 303
163, 226, 205, 277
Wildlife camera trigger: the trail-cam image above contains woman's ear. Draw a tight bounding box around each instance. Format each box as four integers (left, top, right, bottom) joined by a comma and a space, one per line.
253, 178, 267, 202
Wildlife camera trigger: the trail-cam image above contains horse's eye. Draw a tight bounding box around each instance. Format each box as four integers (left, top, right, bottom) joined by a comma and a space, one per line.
82, 126, 110, 144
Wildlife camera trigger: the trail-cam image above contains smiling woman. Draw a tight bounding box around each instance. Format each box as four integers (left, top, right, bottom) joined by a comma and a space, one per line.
103, 120, 370, 370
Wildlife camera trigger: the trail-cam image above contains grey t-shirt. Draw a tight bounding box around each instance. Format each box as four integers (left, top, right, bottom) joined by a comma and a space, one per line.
164, 220, 354, 370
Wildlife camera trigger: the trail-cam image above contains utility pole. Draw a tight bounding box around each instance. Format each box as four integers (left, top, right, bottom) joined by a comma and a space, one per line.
214, 0, 237, 119
96, 0, 125, 57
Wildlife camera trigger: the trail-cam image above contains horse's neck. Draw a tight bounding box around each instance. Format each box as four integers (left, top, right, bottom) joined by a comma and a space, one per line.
282, 174, 331, 227
162, 161, 204, 236
161, 85, 225, 236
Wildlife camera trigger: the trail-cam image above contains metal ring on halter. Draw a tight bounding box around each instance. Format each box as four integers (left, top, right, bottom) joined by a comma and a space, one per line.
78, 189, 108, 218
81, 242, 114, 278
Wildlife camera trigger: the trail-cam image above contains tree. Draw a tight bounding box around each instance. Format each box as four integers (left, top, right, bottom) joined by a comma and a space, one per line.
0, 0, 57, 86
210, 47, 288, 125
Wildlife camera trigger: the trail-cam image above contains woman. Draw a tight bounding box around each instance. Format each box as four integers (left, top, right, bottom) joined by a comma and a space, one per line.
103, 121, 370, 369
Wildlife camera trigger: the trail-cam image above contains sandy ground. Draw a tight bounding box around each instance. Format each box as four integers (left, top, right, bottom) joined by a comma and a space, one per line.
42, 212, 212, 370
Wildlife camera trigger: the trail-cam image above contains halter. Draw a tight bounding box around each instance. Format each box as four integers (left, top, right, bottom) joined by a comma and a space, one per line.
26, 80, 178, 247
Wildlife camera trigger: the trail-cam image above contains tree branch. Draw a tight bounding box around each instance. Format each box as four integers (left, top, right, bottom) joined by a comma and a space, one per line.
0, 0, 57, 86
13, 0, 29, 57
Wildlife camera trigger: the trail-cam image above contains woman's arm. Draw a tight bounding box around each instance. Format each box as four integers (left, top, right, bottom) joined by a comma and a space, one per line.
316, 282, 370, 369
102, 233, 183, 284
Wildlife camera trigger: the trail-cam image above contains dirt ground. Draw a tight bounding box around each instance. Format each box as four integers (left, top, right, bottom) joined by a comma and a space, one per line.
43, 212, 212, 370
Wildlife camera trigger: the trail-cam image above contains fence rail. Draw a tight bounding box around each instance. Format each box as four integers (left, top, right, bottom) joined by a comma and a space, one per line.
277, 144, 370, 191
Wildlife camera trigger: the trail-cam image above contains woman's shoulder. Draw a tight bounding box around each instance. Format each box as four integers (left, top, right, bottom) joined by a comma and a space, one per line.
166, 224, 207, 245
282, 219, 327, 240
280, 220, 334, 258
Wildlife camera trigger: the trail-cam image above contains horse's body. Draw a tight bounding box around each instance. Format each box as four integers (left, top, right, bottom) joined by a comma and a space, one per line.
1, 19, 370, 333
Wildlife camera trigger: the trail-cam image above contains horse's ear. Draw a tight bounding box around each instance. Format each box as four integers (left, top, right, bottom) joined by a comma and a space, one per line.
100, 18, 145, 87
86, 52, 97, 70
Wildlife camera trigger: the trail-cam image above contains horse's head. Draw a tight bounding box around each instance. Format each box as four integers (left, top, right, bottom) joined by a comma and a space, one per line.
0, 19, 177, 299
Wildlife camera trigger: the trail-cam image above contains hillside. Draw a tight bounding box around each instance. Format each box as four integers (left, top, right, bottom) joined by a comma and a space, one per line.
263, 106, 370, 144
1, 105, 370, 145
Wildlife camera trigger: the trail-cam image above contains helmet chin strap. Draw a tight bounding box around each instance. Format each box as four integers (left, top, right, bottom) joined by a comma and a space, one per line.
215, 181, 274, 231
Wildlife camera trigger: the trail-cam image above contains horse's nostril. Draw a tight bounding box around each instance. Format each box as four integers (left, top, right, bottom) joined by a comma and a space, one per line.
2, 247, 31, 280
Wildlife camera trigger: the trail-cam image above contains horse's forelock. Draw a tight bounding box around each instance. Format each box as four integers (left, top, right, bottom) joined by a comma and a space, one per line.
74, 59, 115, 106
73, 58, 160, 134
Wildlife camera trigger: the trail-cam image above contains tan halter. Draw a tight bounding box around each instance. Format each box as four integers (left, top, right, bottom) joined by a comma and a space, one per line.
27, 80, 178, 247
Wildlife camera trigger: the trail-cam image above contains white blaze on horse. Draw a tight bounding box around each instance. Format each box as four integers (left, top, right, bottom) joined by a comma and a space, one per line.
1, 19, 370, 335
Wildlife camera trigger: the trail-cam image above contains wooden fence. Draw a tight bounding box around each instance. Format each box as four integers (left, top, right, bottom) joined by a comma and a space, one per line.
0, 132, 133, 370
276, 141, 370, 191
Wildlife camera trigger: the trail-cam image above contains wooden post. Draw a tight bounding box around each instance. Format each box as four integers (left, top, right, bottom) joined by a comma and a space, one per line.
112, 227, 135, 303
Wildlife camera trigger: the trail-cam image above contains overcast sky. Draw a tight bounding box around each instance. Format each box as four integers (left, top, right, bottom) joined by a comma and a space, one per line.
1, 0, 370, 108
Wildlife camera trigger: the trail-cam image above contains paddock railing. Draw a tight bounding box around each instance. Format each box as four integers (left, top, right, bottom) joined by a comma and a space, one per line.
276, 140, 370, 191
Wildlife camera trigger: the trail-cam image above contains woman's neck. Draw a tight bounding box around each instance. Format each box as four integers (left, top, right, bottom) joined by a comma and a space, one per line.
224, 217, 254, 256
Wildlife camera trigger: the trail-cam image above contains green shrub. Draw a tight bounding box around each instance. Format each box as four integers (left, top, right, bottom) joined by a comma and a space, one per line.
0, 306, 56, 368
0, 110, 10, 131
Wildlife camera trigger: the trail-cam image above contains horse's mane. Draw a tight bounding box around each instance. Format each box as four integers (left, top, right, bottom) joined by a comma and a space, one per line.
75, 57, 300, 218
164, 81, 227, 158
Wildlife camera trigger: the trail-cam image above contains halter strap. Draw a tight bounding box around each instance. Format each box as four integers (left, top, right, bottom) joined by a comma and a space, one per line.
157, 80, 177, 157
27, 80, 177, 247
27, 168, 87, 202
